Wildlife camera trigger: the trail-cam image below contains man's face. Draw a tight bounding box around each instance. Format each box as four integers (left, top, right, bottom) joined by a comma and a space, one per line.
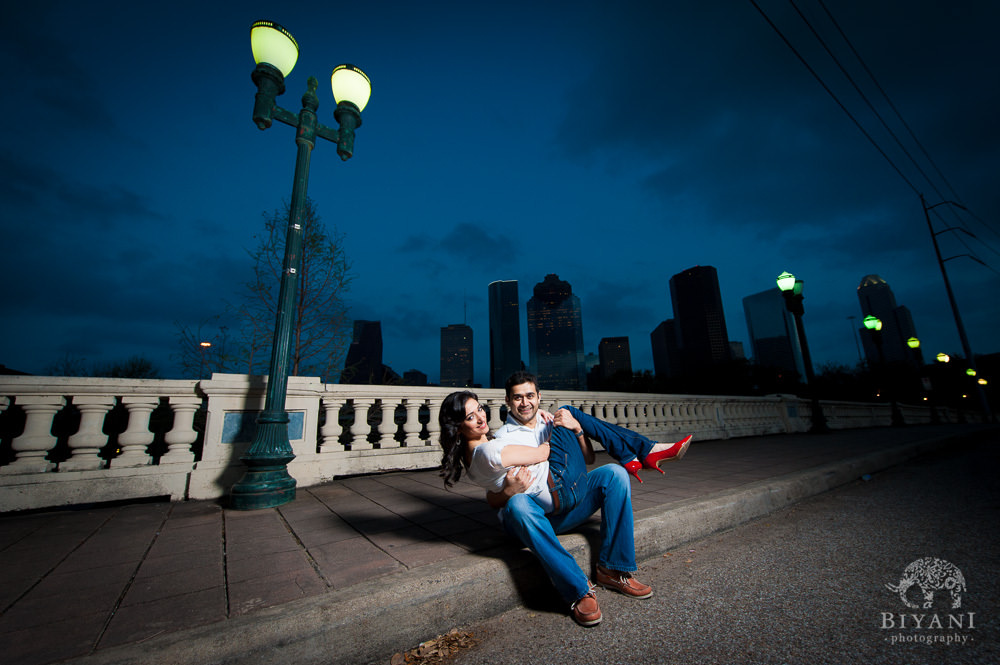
506, 381, 540, 425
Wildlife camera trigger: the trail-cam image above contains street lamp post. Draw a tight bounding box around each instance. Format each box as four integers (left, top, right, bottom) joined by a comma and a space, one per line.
230, 21, 371, 510
198, 341, 212, 378
776, 272, 828, 433
863, 315, 903, 426
921, 195, 992, 421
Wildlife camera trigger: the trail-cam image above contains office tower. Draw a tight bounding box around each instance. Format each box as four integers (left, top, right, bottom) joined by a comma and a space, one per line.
440, 324, 474, 387
857, 275, 922, 365
526, 274, 585, 390
669, 266, 732, 375
342, 320, 383, 384
488, 280, 521, 388
650, 319, 682, 380
730, 341, 745, 360
599, 337, 632, 379
743, 288, 805, 379
402, 369, 428, 386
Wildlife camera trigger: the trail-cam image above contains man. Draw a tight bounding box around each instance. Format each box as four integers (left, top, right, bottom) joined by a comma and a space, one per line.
486, 370, 652, 626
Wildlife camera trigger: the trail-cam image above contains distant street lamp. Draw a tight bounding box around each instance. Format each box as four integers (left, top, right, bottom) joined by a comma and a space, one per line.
776, 271, 828, 433
198, 341, 212, 378
231, 20, 371, 510
937, 353, 950, 363
906, 337, 920, 349
862, 315, 903, 426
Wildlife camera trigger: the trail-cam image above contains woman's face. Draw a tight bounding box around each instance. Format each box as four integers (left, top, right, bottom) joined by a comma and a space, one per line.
459, 398, 490, 441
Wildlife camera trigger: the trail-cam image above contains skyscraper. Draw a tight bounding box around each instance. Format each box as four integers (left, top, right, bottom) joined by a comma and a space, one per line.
669, 265, 732, 375
526, 274, 585, 390
598, 336, 632, 380
650, 319, 682, 380
743, 288, 805, 379
488, 280, 521, 388
857, 275, 922, 365
440, 323, 474, 387
342, 320, 383, 384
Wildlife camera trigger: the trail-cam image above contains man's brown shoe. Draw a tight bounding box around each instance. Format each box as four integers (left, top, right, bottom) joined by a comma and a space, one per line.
570, 591, 602, 626
595, 565, 653, 599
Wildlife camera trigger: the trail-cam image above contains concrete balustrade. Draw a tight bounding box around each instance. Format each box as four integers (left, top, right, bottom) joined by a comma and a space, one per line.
0, 374, 973, 512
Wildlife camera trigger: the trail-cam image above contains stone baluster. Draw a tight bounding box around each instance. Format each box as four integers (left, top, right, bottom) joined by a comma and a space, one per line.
485, 398, 504, 431
604, 401, 619, 426
320, 397, 346, 452
114, 396, 158, 467
62, 396, 116, 471
425, 397, 442, 447
401, 399, 424, 447
349, 398, 374, 450
3, 396, 64, 473
377, 399, 400, 448
160, 397, 202, 465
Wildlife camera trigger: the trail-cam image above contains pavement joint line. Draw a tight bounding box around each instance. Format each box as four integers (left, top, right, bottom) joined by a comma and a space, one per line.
53, 429, 994, 665
273, 505, 332, 590
1, 508, 116, 615
92, 503, 175, 655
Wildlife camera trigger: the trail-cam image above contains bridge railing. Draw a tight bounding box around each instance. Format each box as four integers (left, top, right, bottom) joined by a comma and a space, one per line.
0, 374, 969, 512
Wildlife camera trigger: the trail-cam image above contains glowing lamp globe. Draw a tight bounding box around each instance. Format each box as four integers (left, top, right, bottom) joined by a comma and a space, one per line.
863, 315, 882, 331
331, 64, 371, 111
776, 271, 796, 292
907, 337, 920, 349
936, 353, 950, 363
251, 21, 299, 77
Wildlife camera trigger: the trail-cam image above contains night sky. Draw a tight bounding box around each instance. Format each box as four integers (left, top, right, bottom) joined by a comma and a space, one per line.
3, 1, 998, 385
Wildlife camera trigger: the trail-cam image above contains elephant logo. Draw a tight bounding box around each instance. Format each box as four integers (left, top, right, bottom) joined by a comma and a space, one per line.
886, 558, 966, 609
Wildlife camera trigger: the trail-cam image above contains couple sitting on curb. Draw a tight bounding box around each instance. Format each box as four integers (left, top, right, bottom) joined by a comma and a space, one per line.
438, 370, 692, 626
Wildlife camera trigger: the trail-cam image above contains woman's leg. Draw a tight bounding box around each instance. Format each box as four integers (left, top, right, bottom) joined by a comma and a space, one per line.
500, 493, 592, 603
558, 404, 655, 463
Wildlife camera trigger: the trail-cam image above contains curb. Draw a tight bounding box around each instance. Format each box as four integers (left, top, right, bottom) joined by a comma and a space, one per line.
63, 432, 963, 665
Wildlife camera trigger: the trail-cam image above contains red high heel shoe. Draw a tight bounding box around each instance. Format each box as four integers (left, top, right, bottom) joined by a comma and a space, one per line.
624, 459, 644, 483
642, 435, 693, 474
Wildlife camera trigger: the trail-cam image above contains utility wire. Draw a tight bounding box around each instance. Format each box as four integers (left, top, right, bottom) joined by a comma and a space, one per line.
751, 0, 1000, 272
815, 0, 967, 208
788, 0, 946, 202
747, 0, 921, 195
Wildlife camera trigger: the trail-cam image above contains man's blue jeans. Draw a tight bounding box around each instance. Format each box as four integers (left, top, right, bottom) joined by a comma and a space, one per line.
498, 405, 656, 603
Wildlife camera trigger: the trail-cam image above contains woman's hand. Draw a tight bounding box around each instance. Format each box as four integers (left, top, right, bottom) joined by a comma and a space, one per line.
538, 409, 554, 424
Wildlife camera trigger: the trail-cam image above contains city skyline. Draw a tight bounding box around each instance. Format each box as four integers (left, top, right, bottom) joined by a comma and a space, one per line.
3, 2, 998, 386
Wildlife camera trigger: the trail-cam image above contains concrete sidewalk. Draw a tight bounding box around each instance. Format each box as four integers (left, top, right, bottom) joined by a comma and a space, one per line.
1, 423, 994, 665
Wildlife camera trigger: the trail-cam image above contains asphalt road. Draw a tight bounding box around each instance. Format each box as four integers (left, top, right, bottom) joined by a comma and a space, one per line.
414, 436, 998, 665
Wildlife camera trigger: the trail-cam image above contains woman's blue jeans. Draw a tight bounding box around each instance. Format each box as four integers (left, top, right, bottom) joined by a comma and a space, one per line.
498, 405, 655, 603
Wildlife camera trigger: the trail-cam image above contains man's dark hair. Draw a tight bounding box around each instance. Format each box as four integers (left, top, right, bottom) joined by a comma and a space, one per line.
505, 370, 539, 398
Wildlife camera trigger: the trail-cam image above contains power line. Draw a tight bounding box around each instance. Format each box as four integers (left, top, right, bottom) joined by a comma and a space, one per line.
747, 0, 921, 194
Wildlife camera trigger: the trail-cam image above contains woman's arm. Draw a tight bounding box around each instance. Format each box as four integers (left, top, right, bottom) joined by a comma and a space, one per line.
499, 442, 550, 467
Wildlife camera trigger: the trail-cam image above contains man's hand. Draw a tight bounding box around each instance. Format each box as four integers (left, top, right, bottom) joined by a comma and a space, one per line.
504, 466, 533, 494
553, 408, 581, 433
486, 466, 533, 509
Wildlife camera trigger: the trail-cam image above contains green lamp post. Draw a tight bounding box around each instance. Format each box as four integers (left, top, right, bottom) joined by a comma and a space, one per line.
231, 21, 372, 510
776, 271, 828, 433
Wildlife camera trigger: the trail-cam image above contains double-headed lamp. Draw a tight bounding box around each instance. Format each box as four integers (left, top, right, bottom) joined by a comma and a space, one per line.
251, 20, 299, 77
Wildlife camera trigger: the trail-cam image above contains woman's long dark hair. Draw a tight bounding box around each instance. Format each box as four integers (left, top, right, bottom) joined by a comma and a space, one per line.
439, 390, 480, 487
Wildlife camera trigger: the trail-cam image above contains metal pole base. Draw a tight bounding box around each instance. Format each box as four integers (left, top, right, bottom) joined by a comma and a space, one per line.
230, 465, 297, 510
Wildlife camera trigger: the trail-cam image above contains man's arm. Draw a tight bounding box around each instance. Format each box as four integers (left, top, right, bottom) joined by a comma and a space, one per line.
553, 408, 595, 465
486, 466, 532, 509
